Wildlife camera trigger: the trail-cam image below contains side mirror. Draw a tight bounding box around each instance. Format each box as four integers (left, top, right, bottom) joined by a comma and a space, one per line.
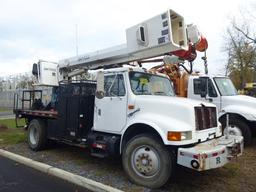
32, 63, 38, 77
199, 77, 208, 98
95, 71, 105, 99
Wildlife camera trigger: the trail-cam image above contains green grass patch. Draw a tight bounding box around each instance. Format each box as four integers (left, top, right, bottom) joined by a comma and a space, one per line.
0, 108, 11, 112
0, 118, 26, 145
0, 118, 25, 129
0, 131, 26, 145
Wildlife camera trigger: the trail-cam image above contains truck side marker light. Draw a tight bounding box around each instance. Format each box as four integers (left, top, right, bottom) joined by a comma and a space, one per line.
212, 152, 218, 157
128, 105, 135, 110
92, 143, 106, 150
193, 154, 199, 159
193, 154, 208, 159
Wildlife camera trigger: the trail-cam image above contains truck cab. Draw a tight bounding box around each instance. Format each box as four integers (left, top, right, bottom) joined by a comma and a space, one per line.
188, 75, 256, 145
95, 67, 222, 145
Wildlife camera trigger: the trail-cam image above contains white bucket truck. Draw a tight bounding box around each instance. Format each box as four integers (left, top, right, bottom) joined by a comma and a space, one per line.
14, 9, 243, 188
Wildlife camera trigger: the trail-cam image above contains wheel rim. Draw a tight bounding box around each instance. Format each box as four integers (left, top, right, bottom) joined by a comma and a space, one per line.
131, 145, 160, 178
29, 125, 39, 145
224, 125, 242, 136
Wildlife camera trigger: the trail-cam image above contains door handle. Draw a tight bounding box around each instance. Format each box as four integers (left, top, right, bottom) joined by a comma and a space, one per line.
207, 98, 213, 102
206, 97, 213, 102
98, 109, 101, 116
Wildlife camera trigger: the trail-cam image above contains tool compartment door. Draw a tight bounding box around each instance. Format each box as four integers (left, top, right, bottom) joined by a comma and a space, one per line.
66, 97, 80, 139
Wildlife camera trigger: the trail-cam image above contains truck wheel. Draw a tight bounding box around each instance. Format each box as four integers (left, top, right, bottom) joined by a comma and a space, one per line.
122, 134, 174, 188
27, 119, 47, 151
221, 118, 252, 146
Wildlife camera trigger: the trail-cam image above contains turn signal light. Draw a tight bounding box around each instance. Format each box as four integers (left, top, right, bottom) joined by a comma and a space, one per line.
167, 132, 181, 141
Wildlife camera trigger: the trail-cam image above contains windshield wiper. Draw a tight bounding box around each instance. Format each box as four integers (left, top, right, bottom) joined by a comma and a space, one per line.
154, 91, 166, 95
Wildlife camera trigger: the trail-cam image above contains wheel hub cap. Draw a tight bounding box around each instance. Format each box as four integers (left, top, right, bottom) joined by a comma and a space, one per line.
29, 126, 39, 145
132, 146, 160, 178
224, 125, 242, 136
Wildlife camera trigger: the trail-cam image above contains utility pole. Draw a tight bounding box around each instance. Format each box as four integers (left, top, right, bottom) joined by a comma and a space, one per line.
76, 24, 79, 56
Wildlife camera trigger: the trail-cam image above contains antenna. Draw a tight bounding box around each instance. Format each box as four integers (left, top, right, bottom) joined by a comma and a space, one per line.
75, 24, 78, 56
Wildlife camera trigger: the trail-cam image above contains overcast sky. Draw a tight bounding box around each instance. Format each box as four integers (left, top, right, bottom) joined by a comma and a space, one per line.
0, 0, 255, 76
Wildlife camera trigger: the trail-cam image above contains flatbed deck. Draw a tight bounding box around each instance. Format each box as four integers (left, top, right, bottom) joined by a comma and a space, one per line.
14, 109, 58, 119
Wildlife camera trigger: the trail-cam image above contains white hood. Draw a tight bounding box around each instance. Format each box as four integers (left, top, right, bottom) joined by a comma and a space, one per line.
222, 95, 256, 108
221, 95, 256, 120
129, 95, 220, 145
135, 95, 216, 131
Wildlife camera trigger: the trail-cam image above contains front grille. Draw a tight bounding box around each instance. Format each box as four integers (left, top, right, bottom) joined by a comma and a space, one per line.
195, 106, 217, 130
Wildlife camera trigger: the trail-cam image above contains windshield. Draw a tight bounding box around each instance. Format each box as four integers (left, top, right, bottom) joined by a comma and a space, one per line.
214, 77, 238, 96
129, 71, 175, 96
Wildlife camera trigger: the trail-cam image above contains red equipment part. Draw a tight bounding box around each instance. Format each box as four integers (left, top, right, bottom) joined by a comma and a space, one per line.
170, 35, 208, 62
196, 35, 208, 52
170, 43, 197, 62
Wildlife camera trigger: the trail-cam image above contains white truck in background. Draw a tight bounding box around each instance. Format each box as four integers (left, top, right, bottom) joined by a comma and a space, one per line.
149, 52, 256, 145
14, 9, 243, 188
188, 75, 256, 145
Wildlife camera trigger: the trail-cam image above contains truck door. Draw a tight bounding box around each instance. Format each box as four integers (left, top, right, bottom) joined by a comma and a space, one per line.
94, 74, 127, 133
189, 77, 221, 111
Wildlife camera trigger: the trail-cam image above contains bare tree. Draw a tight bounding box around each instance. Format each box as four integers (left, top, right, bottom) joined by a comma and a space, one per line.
224, 3, 256, 89
16, 74, 34, 89
233, 3, 256, 44
234, 26, 256, 44
224, 6, 256, 89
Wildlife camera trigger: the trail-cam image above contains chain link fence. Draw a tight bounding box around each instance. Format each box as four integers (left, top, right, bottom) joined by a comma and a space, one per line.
0, 88, 52, 109
0, 91, 15, 109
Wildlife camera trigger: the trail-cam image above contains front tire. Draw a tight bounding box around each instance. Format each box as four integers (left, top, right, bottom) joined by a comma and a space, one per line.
27, 119, 47, 151
122, 134, 174, 188
220, 117, 252, 146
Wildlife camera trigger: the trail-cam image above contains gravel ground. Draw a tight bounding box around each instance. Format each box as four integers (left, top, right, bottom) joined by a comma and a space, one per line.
1, 138, 256, 192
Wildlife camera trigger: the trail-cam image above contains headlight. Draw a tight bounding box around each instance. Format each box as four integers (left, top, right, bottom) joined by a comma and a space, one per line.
167, 131, 192, 141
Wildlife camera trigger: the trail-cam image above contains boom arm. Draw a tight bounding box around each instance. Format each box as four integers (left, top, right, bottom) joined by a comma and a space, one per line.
33, 9, 204, 86
58, 9, 189, 80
